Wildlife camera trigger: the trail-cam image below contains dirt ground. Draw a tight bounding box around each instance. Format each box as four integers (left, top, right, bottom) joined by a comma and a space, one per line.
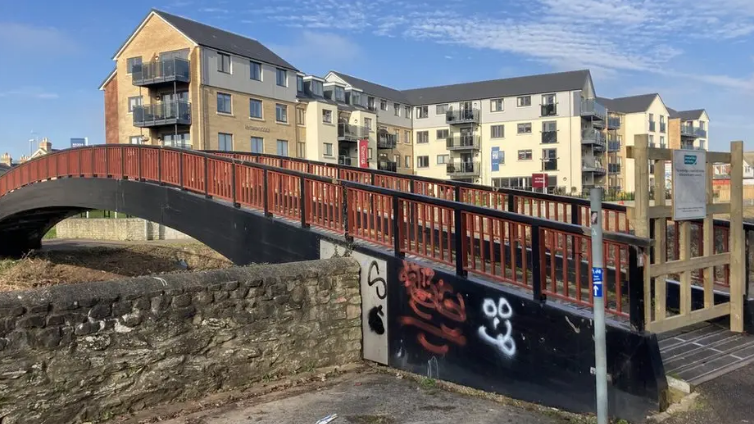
0, 241, 231, 291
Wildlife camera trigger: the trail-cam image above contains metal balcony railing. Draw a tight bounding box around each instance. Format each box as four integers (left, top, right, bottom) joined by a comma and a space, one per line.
338, 156, 353, 166
608, 116, 621, 129
133, 101, 191, 127
608, 141, 621, 152
541, 103, 557, 117
446, 108, 480, 125
446, 161, 480, 177
541, 131, 557, 144
582, 128, 605, 147
338, 123, 368, 141
132, 58, 190, 86
582, 161, 606, 174
581, 99, 606, 121
608, 164, 621, 173
377, 132, 397, 149
446, 135, 480, 150
377, 160, 397, 172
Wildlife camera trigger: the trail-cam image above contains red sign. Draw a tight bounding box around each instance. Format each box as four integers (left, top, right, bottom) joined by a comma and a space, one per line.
358, 139, 369, 168
532, 173, 547, 189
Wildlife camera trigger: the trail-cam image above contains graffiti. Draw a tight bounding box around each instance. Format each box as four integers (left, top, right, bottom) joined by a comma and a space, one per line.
398, 261, 467, 355
368, 306, 385, 335
367, 260, 387, 300
478, 297, 516, 357
427, 356, 440, 379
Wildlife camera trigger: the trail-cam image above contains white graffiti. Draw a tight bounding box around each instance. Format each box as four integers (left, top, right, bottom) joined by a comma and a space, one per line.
478, 297, 516, 357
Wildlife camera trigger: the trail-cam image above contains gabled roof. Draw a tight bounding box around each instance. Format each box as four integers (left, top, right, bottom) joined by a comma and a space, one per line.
597, 94, 659, 114
402, 70, 592, 106
98, 68, 116, 91
743, 152, 754, 166
669, 108, 706, 121
113, 10, 297, 71
328, 72, 411, 104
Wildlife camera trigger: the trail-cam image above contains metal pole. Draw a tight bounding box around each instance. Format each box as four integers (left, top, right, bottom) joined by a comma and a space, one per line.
590, 187, 607, 424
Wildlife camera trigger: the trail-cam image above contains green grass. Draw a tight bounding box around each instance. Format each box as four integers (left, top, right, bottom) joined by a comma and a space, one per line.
43, 227, 56, 239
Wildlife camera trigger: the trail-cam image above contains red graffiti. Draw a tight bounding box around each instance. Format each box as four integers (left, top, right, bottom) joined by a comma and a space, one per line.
398, 261, 467, 355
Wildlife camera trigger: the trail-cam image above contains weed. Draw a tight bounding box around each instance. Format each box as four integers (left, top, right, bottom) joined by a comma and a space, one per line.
419, 377, 437, 391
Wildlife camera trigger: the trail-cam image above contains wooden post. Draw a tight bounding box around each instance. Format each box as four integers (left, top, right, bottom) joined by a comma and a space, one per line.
633, 134, 652, 326
653, 147, 667, 322
730, 141, 744, 332
703, 158, 714, 308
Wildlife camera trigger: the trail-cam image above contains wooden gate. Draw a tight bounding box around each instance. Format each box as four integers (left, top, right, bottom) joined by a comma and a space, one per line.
628, 135, 744, 333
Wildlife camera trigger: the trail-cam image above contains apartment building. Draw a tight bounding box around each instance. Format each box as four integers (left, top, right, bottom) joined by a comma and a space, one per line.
668, 109, 709, 151
100, 9, 303, 154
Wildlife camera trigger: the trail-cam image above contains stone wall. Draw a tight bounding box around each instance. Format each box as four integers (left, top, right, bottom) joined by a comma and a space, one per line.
0, 258, 362, 424
55, 218, 192, 241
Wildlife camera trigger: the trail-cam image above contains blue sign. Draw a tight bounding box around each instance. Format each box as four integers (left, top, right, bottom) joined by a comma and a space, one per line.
491, 147, 500, 172
684, 154, 697, 165
70, 138, 86, 148
592, 267, 603, 298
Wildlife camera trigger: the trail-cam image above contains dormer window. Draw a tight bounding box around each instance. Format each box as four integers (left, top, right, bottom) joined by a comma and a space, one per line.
297, 75, 304, 93
335, 86, 345, 102
312, 81, 324, 96
352, 92, 362, 106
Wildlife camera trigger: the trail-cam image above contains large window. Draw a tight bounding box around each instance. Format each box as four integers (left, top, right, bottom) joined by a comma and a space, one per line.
491, 98, 504, 112
249, 99, 262, 119
276, 104, 288, 123
322, 109, 332, 124
250, 61, 262, 80
334, 86, 345, 102
404, 105, 411, 118
437, 154, 449, 165
297, 108, 306, 125
394, 154, 401, 166
394, 103, 400, 116
324, 143, 333, 157
404, 130, 410, 144
491, 125, 504, 138
417, 131, 429, 143
367, 96, 375, 110
380, 99, 388, 111
436, 129, 449, 140
127, 57, 142, 74
542, 148, 557, 170
217, 93, 232, 114
128, 96, 142, 113
417, 106, 428, 119
364, 118, 372, 130
417, 156, 429, 168
352, 92, 362, 106
405, 155, 411, 168
163, 133, 191, 149
129, 136, 142, 144
276, 68, 287, 87
297, 142, 305, 158
277, 139, 289, 156
436, 104, 448, 115
218, 133, 233, 151
517, 123, 532, 134
218, 52, 231, 73
517, 96, 531, 107
518, 150, 533, 160
297, 75, 304, 93
251, 137, 264, 153
312, 80, 324, 96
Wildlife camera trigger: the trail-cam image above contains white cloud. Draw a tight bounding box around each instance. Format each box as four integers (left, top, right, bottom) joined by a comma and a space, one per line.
268, 31, 362, 69
0, 87, 59, 100
199, 7, 228, 13
0, 23, 79, 55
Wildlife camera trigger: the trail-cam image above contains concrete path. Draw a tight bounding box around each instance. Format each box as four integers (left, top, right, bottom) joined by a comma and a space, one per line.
135, 371, 572, 424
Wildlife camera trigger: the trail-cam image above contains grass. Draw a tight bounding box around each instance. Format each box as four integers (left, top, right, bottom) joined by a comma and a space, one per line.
43, 227, 56, 239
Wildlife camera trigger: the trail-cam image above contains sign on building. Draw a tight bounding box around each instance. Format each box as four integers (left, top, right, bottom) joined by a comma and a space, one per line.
491, 147, 500, 172
672, 150, 707, 220
70, 137, 87, 148
532, 173, 548, 189
358, 139, 369, 168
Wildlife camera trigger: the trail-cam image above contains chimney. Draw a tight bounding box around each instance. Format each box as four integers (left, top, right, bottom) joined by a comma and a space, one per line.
0, 153, 11, 166
39, 137, 52, 153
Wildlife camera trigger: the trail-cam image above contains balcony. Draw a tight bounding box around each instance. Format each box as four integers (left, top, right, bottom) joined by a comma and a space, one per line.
608, 164, 621, 173
660, 122, 666, 133
446, 108, 480, 125
681, 125, 707, 139
582, 128, 605, 149
541, 131, 557, 144
377, 132, 397, 149
581, 99, 606, 121
338, 156, 353, 166
540, 103, 557, 117
446, 161, 480, 177
582, 160, 606, 174
446, 135, 480, 150
132, 58, 190, 87
133, 101, 191, 128
649, 121, 656, 132
608, 116, 621, 129
377, 160, 397, 172
542, 159, 558, 171
338, 123, 368, 142
608, 141, 621, 152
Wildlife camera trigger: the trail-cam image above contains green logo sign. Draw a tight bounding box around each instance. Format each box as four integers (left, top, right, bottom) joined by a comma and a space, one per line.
684, 155, 697, 165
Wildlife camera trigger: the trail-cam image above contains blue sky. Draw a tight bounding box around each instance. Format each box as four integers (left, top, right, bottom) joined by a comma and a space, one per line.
1, 0, 753, 159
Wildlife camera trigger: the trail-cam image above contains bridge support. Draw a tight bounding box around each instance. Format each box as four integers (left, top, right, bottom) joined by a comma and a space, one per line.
0, 230, 42, 258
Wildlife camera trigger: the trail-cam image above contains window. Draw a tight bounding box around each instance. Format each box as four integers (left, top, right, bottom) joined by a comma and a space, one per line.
297, 108, 306, 125
129, 136, 142, 144
312, 81, 324, 96
364, 118, 372, 130
491, 125, 504, 138
518, 150, 533, 160
498, 151, 505, 165
250, 61, 262, 81
218, 133, 233, 151
352, 92, 362, 106
491, 98, 504, 112
543, 121, 557, 132
249, 99, 262, 119
324, 143, 333, 157
217, 93, 232, 114
251, 137, 264, 153
276, 140, 289, 156
517, 123, 532, 134
334, 86, 345, 102
649, 134, 654, 146
395, 130, 401, 143
417, 131, 429, 144
542, 148, 557, 171
517, 96, 531, 107
297, 75, 304, 93
380, 99, 387, 111
126, 57, 142, 74
417, 106, 428, 119
436, 104, 448, 115
128, 96, 142, 113
437, 154, 449, 165
368, 148, 373, 160
276, 68, 287, 87
163, 133, 191, 149
436, 129, 449, 140
218, 52, 231, 73
296, 142, 305, 158
404, 105, 411, 118
322, 109, 332, 124
394, 103, 400, 116
700, 121, 706, 130
699, 140, 706, 149
367, 96, 375, 110
276, 104, 288, 123
394, 154, 400, 166
660, 115, 665, 124
405, 155, 411, 168
404, 130, 410, 144
417, 156, 429, 168
649, 113, 654, 122
542, 121, 557, 143
660, 136, 665, 148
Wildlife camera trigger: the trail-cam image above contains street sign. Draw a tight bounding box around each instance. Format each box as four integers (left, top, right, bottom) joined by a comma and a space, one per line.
592, 267, 603, 298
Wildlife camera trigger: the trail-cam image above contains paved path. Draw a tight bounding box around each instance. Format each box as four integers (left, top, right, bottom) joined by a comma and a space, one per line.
137, 371, 571, 424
